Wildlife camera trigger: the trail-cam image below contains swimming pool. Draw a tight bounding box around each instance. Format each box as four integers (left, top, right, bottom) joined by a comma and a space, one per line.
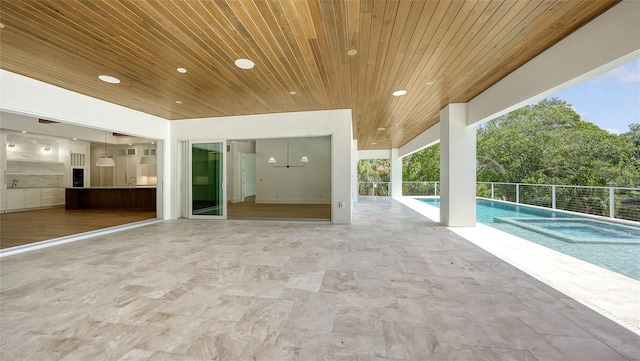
417, 198, 640, 280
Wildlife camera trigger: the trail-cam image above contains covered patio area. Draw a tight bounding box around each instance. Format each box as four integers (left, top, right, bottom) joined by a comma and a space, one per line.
1, 198, 637, 360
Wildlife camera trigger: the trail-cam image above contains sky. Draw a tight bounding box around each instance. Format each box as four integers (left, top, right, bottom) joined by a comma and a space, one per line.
550, 59, 640, 135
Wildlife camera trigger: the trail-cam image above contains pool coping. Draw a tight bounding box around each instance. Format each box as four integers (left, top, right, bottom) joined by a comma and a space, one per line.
396, 196, 640, 335
493, 217, 640, 245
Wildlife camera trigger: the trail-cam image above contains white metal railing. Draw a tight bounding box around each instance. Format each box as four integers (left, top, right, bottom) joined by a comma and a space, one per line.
475, 182, 640, 222
402, 181, 439, 197
359, 181, 640, 222
358, 182, 390, 196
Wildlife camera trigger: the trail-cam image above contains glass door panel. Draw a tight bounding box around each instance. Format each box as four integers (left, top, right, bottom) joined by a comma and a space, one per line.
191, 142, 225, 218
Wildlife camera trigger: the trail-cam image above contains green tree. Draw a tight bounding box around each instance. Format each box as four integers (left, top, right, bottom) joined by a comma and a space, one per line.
357, 98, 640, 188
358, 159, 390, 182
358, 159, 390, 195
622, 123, 640, 163
477, 98, 637, 187
402, 143, 440, 181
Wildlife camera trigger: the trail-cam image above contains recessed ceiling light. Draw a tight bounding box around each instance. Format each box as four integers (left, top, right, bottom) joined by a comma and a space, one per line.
289, 91, 296, 95
426, 81, 434, 86
73, 138, 77, 141
98, 75, 120, 84
0, 23, 5, 29
235, 58, 255, 69
128, 143, 132, 146
377, 127, 386, 131
347, 49, 358, 56
371, 142, 377, 145
177, 67, 187, 73
176, 100, 182, 104
392, 89, 407, 97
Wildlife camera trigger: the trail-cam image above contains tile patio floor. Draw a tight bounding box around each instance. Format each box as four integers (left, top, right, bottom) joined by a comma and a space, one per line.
1, 197, 638, 360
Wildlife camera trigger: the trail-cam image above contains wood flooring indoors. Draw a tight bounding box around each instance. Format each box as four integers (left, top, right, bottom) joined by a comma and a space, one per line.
0, 207, 157, 249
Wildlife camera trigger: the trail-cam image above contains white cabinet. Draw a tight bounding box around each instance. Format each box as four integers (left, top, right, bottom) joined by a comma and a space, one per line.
0, 188, 5, 213
41, 188, 65, 206
24, 189, 42, 208
116, 155, 138, 186
7, 188, 42, 210
6, 189, 23, 210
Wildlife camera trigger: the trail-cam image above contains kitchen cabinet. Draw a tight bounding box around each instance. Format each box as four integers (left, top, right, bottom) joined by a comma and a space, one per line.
7, 188, 42, 210
41, 188, 65, 206
6, 188, 64, 210
116, 155, 138, 186
65, 187, 155, 210
0, 188, 5, 213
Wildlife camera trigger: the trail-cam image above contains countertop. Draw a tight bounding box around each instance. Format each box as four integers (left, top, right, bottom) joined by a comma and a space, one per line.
66, 186, 157, 189
8, 187, 66, 190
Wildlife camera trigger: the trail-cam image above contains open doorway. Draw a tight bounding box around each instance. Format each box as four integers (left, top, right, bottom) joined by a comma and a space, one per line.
0, 113, 161, 250
226, 136, 331, 220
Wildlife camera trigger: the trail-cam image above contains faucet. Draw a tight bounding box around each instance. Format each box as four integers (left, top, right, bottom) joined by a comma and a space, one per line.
12, 179, 18, 188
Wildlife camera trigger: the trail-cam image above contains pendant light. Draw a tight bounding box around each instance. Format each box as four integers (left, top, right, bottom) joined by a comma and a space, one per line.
140, 139, 157, 164
268, 139, 309, 168
96, 131, 115, 167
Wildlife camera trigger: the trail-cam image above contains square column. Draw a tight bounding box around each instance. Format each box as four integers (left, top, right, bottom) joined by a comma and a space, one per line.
440, 103, 476, 226
390, 148, 402, 197
352, 140, 359, 203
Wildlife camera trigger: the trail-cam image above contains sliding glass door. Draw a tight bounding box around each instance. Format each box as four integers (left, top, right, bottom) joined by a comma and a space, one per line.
190, 141, 226, 219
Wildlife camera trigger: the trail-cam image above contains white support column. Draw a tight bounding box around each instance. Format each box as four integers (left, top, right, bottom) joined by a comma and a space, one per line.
440, 103, 476, 227
390, 148, 402, 197
352, 140, 359, 203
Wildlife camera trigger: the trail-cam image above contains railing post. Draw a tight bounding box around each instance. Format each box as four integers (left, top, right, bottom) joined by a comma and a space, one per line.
610, 187, 615, 218
372, 183, 376, 196
491, 182, 494, 199
434, 181, 438, 196
516, 184, 520, 203
552, 185, 556, 209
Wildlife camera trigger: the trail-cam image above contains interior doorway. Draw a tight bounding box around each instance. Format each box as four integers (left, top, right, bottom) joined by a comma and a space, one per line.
227, 136, 331, 220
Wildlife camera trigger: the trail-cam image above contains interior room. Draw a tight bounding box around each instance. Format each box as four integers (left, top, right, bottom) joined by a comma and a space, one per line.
0, 112, 159, 249
226, 136, 331, 220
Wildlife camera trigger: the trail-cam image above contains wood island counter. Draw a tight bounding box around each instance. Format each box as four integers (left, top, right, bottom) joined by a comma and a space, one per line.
65, 187, 156, 211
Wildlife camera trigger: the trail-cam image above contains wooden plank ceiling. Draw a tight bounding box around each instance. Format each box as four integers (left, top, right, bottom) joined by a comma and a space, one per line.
0, 0, 617, 150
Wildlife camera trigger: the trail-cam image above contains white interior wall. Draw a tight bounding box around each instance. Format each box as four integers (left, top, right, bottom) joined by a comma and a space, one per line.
241, 154, 256, 198
255, 137, 331, 204
171, 109, 353, 224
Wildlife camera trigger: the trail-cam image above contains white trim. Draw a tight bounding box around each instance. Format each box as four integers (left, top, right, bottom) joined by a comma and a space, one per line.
357, 149, 391, 160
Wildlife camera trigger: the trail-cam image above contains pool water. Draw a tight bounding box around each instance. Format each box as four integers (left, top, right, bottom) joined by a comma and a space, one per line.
417, 198, 640, 280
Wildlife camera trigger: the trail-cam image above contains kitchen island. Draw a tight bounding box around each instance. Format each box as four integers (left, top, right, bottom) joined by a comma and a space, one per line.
65, 187, 156, 211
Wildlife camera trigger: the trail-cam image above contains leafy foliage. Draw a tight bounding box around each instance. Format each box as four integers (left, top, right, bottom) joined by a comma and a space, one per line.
357, 159, 390, 196
402, 143, 440, 182
357, 159, 390, 182
400, 98, 640, 187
